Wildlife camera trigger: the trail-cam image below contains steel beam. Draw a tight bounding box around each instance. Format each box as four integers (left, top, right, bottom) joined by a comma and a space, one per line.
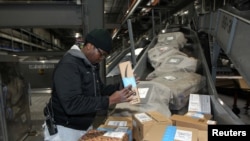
0, 3, 83, 28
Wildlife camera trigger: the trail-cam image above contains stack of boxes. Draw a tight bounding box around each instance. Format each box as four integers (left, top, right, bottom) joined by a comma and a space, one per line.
132, 111, 172, 141
79, 61, 216, 141
78, 129, 129, 141
79, 93, 216, 141
79, 116, 132, 141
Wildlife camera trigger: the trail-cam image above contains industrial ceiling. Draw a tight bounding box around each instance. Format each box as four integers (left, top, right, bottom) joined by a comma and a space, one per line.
0, 0, 194, 51
47, 0, 195, 49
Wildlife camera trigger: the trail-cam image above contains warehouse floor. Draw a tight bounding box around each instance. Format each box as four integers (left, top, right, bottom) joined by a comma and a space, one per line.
23, 91, 108, 141
23, 92, 49, 141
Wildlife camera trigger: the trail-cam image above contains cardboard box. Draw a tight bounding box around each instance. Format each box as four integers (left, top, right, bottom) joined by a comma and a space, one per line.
185, 111, 213, 120
104, 116, 133, 130
143, 125, 198, 141
170, 114, 216, 131
133, 111, 172, 141
118, 61, 140, 104
79, 129, 129, 141
188, 94, 211, 114
104, 116, 134, 141
97, 124, 132, 141
198, 130, 208, 141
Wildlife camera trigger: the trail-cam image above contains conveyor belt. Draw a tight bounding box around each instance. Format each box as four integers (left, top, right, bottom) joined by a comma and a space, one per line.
131, 27, 244, 124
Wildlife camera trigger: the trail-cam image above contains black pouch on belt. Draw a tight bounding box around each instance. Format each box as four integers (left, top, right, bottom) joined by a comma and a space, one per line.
44, 103, 58, 135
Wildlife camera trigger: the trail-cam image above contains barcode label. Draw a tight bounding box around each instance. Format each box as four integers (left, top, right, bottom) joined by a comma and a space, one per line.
107, 121, 127, 126
134, 113, 152, 122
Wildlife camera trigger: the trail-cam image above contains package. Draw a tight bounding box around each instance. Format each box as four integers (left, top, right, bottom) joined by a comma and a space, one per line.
185, 111, 213, 120
143, 125, 198, 141
157, 32, 187, 48
118, 61, 140, 104
79, 129, 129, 141
111, 81, 172, 117
198, 130, 208, 141
133, 111, 172, 141
97, 124, 132, 141
104, 116, 133, 129
188, 94, 211, 114
147, 43, 187, 68
150, 71, 206, 110
170, 114, 216, 131
146, 54, 198, 80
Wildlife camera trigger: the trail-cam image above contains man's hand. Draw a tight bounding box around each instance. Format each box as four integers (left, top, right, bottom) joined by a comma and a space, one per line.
109, 85, 135, 105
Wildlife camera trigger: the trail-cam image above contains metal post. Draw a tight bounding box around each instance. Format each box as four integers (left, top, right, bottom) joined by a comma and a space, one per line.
226, 17, 237, 54
211, 42, 220, 83
122, 37, 126, 50
127, 19, 136, 66
0, 74, 8, 141
159, 10, 162, 33
151, 9, 155, 36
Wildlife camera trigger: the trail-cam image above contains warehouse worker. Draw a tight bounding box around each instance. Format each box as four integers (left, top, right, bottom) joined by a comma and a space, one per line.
43, 28, 135, 141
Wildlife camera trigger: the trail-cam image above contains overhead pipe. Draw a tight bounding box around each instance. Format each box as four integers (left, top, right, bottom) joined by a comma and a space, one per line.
112, 0, 142, 39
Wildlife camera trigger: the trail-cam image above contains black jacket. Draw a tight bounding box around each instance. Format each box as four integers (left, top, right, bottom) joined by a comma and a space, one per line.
45, 46, 119, 130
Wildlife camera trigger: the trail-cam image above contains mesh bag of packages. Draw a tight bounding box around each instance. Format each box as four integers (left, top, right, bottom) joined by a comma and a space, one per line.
111, 81, 172, 117
146, 54, 198, 80
150, 71, 206, 110
157, 31, 187, 48
147, 43, 187, 68
79, 129, 129, 141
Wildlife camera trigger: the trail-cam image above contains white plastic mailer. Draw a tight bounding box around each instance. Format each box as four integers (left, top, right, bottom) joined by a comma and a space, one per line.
147, 43, 187, 69
157, 32, 187, 48
111, 81, 172, 117
150, 71, 206, 110
146, 54, 198, 80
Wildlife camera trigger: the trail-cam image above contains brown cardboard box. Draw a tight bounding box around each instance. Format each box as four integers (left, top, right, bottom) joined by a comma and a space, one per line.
185, 111, 213, 120
198, 130, 208, 141
97, 124, 132, 141
103, 116, 133, 141
170, 114, 216, 131
133, 111, 172, 141
118, 61, 140, 104
143, 124, 198, 141
104, 116, 133, 130
79, 129, 129, 141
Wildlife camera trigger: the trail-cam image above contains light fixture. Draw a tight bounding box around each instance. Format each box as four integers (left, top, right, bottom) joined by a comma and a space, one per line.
183, 10, 189, 15
75, 33, 81, 38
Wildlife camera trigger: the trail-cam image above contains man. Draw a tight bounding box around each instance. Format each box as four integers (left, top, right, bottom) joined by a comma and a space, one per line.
43, 28, 135, 141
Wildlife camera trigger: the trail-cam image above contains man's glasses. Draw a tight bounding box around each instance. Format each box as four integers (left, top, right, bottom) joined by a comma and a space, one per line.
96, 47, 107, 58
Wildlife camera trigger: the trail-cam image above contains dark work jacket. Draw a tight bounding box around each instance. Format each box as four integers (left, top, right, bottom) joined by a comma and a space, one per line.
45, 46, 119, 130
